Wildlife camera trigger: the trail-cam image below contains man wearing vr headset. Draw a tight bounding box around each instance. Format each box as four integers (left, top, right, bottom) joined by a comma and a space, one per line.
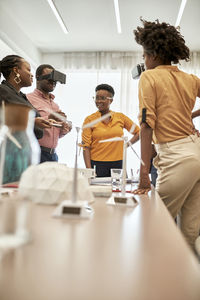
27, 64, 71, 163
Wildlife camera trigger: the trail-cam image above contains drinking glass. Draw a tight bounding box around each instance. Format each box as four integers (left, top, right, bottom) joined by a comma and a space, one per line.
111, 168, 123, 191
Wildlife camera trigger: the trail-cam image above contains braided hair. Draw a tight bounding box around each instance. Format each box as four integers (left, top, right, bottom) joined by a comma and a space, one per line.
0, 55, 23, 80
134, 18, 190, 64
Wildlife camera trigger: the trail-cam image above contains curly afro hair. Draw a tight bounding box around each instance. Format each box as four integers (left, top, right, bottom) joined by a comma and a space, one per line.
133, 18, 190, 64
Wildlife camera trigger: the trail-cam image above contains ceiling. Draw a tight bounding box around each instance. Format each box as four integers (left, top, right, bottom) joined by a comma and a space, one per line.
0, 0, 200, 58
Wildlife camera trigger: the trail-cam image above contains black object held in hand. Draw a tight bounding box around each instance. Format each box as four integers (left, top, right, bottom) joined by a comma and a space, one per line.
37, 70, 66, 84
142, 108, 147, 123
131, 63, 145, 79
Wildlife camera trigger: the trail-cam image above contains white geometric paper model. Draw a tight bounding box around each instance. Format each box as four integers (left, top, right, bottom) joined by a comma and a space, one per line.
18, 162, 94, 204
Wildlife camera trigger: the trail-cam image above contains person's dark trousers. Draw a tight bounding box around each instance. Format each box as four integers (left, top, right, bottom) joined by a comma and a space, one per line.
40, 150, 58, 163
151, 164, 158, 187
150, 159, 158, 187
91, 160, 122, 177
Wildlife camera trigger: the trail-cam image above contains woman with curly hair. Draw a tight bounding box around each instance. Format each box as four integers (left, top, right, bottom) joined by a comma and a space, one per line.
133, 19, 200, 253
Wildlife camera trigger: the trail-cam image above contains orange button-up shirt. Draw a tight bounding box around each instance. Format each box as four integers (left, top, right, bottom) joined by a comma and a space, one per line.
82, 111, 140, 161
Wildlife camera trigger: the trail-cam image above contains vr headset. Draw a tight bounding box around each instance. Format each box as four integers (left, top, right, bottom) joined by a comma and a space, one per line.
37, 70, 66, 84
131, 63, 145, 79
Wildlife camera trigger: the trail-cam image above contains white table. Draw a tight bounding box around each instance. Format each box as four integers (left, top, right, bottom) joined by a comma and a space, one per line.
0, 189, 199, 300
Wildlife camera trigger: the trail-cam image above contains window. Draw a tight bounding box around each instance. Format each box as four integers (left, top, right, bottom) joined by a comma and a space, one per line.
55, 70, 141, 176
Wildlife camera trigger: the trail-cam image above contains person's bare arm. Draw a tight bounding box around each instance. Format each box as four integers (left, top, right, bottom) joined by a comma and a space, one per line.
59, 122, 72, 137
83, 147, 92, 168
128, 132, 139, 146
191, 111, 200, 136
133, 123, 153, 194
192, 109, 200, 119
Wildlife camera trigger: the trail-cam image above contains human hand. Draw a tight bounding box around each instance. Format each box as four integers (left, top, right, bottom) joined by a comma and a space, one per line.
57, 110, 67, 118
48, 119, 63, 127
132, 173, 151, 195
35, 117, 52, 129
61, 121, 72, 132
48, 110, 67, 122
192, 125, 200, 137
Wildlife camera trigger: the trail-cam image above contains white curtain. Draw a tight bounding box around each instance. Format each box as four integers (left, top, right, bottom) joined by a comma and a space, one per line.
43, 51, 142, 70
42, 51, 143, 116
179, 52, 200, 75
42, 51, 200, 115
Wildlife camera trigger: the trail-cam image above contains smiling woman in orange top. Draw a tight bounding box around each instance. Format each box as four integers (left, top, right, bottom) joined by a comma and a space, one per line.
82, 84, 140, 177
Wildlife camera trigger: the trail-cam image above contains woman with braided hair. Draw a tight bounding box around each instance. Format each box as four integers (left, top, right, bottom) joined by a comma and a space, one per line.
133, 19, 200, 253
0, 55, 51, 139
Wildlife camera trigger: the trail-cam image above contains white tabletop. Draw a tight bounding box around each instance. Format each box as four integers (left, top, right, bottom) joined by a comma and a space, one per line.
0, 189, 199, 300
